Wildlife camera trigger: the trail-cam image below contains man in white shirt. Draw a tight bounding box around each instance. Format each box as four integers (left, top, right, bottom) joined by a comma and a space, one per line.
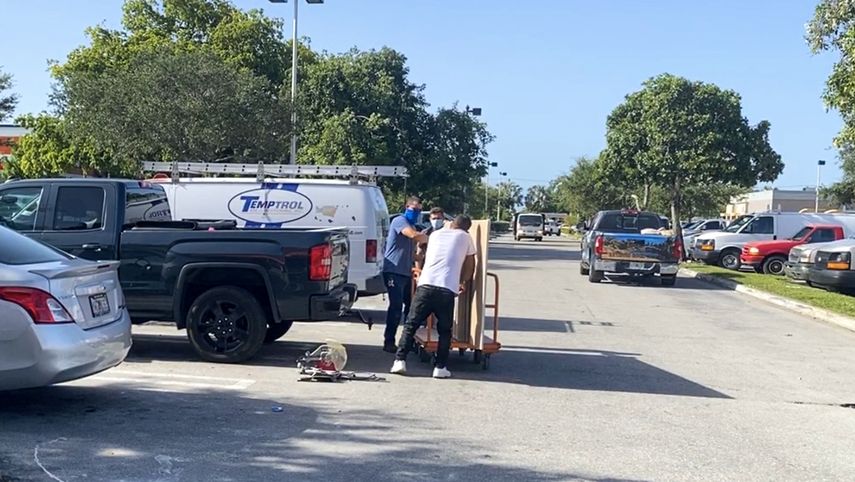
391, 215, 477, 379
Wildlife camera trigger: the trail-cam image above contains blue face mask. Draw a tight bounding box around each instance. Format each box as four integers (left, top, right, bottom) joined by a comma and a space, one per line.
404, 208, 421, 225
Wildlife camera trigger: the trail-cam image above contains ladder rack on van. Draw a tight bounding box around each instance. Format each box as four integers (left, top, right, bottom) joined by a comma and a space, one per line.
142, 161, 408, 183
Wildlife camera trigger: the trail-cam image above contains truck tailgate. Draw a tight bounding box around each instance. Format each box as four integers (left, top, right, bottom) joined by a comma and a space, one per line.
601, 233, 676, 263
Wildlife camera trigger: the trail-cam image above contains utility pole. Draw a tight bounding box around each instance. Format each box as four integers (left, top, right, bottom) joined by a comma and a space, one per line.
269, 0, 325, 164
289, 0, 298, 164
816, 159, 826, 212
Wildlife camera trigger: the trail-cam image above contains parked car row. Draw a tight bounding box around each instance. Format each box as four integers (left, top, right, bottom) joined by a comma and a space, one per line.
684, 210, 855, 293
0, 168, 403, 389
691, 212, 855, 270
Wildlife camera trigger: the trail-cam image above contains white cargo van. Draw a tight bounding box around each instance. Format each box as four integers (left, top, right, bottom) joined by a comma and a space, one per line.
693, 212, 855, 270
146, 163, 403, 296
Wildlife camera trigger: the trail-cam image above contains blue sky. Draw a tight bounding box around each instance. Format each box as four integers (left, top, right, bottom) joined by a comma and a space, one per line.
1, 0, 843, 191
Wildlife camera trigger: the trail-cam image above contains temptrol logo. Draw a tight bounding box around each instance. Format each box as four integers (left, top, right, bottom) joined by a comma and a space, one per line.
228, 184, 313, 225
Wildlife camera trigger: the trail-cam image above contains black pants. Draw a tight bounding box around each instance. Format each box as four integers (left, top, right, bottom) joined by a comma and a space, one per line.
383, 272, 412, 345
396, 285, 456, 368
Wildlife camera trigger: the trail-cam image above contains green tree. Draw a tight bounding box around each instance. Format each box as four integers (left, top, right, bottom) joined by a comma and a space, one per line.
10, 114, 127, 178
300, 49, 492, 214
551, 157, 628, 220
807, 2, 855, 146
494, 180, 523, 221
62, 49, 289, 166
0, 67, 17, 122
822, 145, 855, 207
524, 185, 555, 212
54, 0, 295, 87
601, 74, 783, 239
15, 0, 495, 203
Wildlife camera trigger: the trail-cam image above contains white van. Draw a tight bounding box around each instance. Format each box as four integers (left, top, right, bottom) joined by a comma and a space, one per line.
693, 212, 855, 269
514, 213, 546, 241
152, 177, 390, 296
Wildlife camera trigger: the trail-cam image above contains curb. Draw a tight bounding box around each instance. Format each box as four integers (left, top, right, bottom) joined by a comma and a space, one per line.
681, 268, 855, 334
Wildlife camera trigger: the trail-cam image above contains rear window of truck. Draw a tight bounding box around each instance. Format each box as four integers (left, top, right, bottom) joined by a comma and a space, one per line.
597, 213, 661, 232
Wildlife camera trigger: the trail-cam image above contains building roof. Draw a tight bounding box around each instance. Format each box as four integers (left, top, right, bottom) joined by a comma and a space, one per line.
0, 125, 28, 137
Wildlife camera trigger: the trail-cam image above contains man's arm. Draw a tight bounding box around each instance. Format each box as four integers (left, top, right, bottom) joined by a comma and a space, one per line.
401, 225, 428, 244
460, 255, 476, 284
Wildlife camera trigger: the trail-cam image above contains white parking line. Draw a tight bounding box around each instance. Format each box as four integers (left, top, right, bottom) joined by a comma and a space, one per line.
91, 369, 255, 390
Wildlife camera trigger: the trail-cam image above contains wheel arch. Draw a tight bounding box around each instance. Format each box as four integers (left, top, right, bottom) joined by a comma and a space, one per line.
174, 263, 279, 329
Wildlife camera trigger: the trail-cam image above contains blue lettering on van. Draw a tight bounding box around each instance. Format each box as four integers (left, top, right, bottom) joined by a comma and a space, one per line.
228, 187, 312, 225
239, 196, 304, 212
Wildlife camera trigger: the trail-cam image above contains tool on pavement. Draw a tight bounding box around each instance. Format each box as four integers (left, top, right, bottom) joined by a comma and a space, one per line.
297, 341, 385, 382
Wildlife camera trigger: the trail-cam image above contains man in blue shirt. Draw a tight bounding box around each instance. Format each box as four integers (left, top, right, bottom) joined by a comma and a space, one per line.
383, 196, 428, 352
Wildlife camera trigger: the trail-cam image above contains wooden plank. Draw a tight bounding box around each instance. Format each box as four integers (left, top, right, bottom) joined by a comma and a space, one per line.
468, 220, 490, 349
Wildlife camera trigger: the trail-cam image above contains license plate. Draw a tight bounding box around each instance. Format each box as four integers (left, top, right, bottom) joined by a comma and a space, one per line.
599, 261, 616, 271
89, 293, 111, 317
629, 262, 647, 270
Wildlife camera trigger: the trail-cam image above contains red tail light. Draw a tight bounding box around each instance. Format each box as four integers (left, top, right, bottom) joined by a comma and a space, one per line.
310, 244, 333, 281
594, 235, 604, 256
366, 239, 378, 263
673, 237, 683, 260
0, 287, 74, 324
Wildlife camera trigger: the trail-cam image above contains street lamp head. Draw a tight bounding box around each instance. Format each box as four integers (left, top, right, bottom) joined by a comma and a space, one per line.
488, 162, 498, 167
818, 160, 827, 166
500, 171, 508, 176
464, 105, 482, 116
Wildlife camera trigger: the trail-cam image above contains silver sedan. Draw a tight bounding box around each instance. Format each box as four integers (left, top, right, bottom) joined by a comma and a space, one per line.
0, 226, 131, 391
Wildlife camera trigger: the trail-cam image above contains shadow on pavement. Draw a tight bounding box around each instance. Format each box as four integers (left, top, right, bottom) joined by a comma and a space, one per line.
0, 385, 646, 482
498, 316, 573, 333
598, 274, 731, 291
489, 243, 581, 263
495, 317, 621, 333
126, 335, 729, 400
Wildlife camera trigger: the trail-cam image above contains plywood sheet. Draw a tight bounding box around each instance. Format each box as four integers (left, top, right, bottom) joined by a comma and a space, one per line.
467, 220, 490, 348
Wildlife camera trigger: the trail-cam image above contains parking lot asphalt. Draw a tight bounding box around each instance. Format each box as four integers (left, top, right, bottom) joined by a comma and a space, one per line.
3, 235, 855, 481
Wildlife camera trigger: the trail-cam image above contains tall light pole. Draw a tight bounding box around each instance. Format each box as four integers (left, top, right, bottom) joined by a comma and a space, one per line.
461, 105, 481, 214
816, 159, 826, 212
269, 0, 324, 164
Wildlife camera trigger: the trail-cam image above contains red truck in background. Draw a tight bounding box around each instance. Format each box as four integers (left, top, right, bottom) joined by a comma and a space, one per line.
741, 224, 844, 275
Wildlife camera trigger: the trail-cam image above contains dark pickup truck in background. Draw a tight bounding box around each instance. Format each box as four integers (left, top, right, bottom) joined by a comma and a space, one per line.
579, 209, 681, 286
0, 178, 353, 363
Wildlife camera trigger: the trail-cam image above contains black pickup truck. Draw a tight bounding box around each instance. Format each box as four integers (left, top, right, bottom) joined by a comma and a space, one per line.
0, 178, 353, 362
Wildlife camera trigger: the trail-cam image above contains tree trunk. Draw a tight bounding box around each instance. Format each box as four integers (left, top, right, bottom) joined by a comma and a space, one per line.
642, 182, 651, 210
671, 177, 683, 245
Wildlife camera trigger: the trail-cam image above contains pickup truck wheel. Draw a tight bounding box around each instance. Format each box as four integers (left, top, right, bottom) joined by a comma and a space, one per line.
579, 263, 590, 276
264, 321, 294, 344
186, 286, 267, 363
588, 268, 604, 283
719, 249, 741, 270
661, 275, 677, 287
762, 255, 787, 276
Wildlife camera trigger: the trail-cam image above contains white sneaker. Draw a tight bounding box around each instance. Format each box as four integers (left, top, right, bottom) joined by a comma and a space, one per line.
432, 367, 452, 379
390, 360, 407, 375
